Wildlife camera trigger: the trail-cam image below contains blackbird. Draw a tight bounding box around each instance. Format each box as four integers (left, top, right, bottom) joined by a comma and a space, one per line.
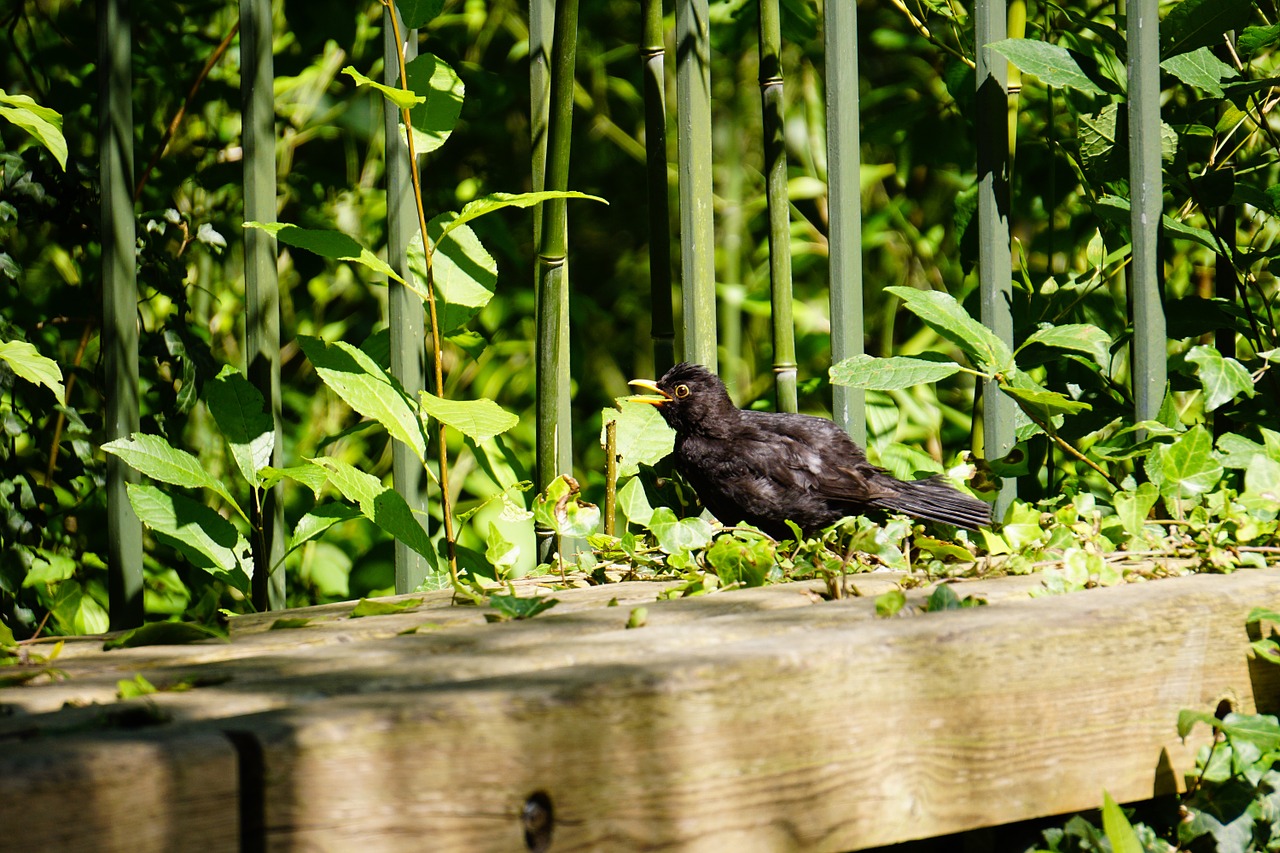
629, 362, 991, 539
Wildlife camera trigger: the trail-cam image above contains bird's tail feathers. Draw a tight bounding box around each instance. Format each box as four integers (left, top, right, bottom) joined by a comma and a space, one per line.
872, 476, 992, 530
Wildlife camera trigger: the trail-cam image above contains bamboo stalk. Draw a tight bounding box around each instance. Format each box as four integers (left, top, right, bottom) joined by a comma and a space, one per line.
975, 0, 1016, 518
1126, 0, 1166, 425
240, 0, 285, 610
758, 0, 797, 412
824, 0, 865, 443
99, 0, 143, 629
641, 0, 675, 374
676, 0, 717, 369
383, 7, 429, 594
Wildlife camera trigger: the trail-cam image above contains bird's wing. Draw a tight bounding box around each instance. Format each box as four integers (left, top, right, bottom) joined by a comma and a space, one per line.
740, 411, 899, 504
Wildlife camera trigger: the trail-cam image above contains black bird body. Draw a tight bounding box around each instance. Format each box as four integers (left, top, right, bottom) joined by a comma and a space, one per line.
630, 363, 991, 539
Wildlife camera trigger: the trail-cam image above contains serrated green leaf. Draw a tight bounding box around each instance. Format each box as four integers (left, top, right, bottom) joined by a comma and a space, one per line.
1239, 23, 1280, 57
0, 339, 64, 398
987, 39, 1107, 94
601, 400, 674, 479
104, 621, 227, 650
350, 596, 424, 617
403, 53, 463, 154
298, 336, 429, 465
1161, 48, 1239, 97
830, 354, 963, 390
438, 191, 608, 242
0, 89, 66, 169
1000, 371, 1092, 422
103, 434, 245, 521
342, 65, 425, 109
1161, 0, 1252, 59
408, 215, 497, 334
418, 391, 518, 442
1017, 324, 1111, 367
260, 464, 330, 497
287, 502, 363, 554
309, 457, 438, 570
396, 0, 445, 28
125, 484, 252, 593
885, 286, 1013, 374
243, 222, 404, 284
1186, 345, 1255, 412
206, 366, 274, 487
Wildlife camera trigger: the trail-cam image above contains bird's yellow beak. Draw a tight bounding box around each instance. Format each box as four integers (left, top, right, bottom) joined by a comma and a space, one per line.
625, 378, 670, 406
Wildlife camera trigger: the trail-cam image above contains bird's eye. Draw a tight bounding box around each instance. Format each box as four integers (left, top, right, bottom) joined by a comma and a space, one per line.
674, 384, 690, 398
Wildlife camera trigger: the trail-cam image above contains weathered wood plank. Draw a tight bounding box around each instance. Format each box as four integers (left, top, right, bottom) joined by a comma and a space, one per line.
0, 727, 239, 852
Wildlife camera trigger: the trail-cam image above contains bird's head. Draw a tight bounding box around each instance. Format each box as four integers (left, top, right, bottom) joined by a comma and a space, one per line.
627, 362, 736, 435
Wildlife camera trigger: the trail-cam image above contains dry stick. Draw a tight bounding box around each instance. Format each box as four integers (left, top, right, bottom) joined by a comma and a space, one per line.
43, 320, 94, 489
134, 20, 240, 201
384, 2, 457, 583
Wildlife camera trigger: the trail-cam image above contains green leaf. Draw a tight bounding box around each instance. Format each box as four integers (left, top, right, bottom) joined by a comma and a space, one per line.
1160, 0, 1253, 60
1100, 791, 1144, 853
287, 502, 363, 554
0, 339, 64, 398
875, 588, 907, 617
260, 464, 330, 497
309, 457, 439, 569
487, 594, 559, 621
1114, 482, 1159, 540
342, 65, 425, 109
350, 596, 424, 617
829, 354, 963, 390
104, 621, 227, 650
532, 475, 602, 539
403, 52, 464, 154
408, 215, 498, 334
1158, 425, 1224, 499
103, 434, 245, 521
1239, 24, 1280, 57
647, 507, 713, 553
626, 607, 648, 629
1161, 48, 1239, 98
0, 89, 66, 169
21, 550, 77, 587
438, 191, 609, 242
885, 286, 1014, 374
270, 617, 313, 630
1186, 345, 1255, 412
418, 391, 519, 442
1000, 370, 1092, 422
987, 39, 1107, 94
616, 476, 656, 528
116, 674, 158, 698
705, 536, 774, 587
243, 222, 404, 284
601, 400, 675, 479
206, 366, 274, 487
396, 0, 445, 28
1017, 324, 1111, 367
298, 336, 429, 465
125, 484, 252, 593
1241, 454, 1280, 513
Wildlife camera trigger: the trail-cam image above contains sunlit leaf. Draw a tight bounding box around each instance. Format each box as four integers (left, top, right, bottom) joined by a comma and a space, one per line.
403, 53, 463, 154
103, 434, 244, 520
601, 400, 674, 479
206, 366, 274, 486
1161, 48, 1238, 97
1186, 345, 1255, 412
309, 457, 439, 571
830, 354, 964, 389
885, 286, 1014, 374
1158, 426, 1223, 499
243, 222, 404, 284
125, 484, 251, 593
1018, 324, 1111, 367
342, 65, 424, 110
350, 596, 424, 617
438, 191, 608, 242
418, 391, 519, 442
287, 502, 363, 554
0, 339, 64, 398
987, 38, 1107, 94
0, 89, 66, 169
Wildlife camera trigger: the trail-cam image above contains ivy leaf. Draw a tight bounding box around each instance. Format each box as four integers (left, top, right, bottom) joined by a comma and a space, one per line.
616, 476, 656, 528
205, 366, 274, 487
647, 507, 713, 553
1241, 454, 1280, 514
403, 52, 464, 154
487, 594, 558, 621
124, 484, 252, 593
601, 400, 674, 479
987, 38, 1107, 94
298, 336, 429, 466
1158, 426, 1224, 499
1114, 482, 1160, 541
875, 589, 907, 617
103, 434, 245, 521
243, 222, 404, 284
418, 391, 519, 442
0, 339, 64, 398
829, 354, 964, 390
1186, 345, 1255, 412
533, 475, 601, 539
885, 286, 1014, 374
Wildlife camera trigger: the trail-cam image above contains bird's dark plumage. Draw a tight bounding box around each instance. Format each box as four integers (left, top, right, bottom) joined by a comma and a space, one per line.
629, 363, 991, 539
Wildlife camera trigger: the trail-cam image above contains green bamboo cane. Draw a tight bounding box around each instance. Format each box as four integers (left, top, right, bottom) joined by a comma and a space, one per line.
641, 0, 675, 374
758, 0, 797, 412
382, 6, 429, 594
100, 0, 143, 629
676, 0, 717, 369
975, 0, 1016, 518
241, 0, 285, 610
824, 0, 865, 443
1126, 0, 1166, 424
535, 0, 580, 509
716, 111, 745, 401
